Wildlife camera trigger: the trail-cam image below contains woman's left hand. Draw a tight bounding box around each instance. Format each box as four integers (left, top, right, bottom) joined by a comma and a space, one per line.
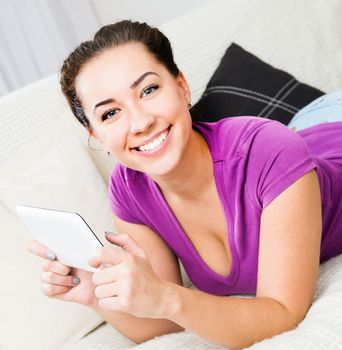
88, 232, 168, 319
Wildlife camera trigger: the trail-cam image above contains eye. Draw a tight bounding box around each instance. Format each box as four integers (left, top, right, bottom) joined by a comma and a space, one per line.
141, 84, 159, 98
101, 108, 120, 122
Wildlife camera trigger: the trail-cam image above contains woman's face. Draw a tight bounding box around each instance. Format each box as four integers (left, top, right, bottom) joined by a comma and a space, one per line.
75, 42, 192, 177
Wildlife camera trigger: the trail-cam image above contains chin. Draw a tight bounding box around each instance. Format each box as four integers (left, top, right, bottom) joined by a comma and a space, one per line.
144, 154, 180, 176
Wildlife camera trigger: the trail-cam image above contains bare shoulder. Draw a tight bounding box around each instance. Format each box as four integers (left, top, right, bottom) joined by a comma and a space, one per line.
113, 215, 183, 286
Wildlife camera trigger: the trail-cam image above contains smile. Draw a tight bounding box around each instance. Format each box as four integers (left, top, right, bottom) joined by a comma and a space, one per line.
130, 125, 172, 157
134, 126, 170, 151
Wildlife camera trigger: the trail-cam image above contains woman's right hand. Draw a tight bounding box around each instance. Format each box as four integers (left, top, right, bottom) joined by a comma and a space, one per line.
27, 239, 98, 307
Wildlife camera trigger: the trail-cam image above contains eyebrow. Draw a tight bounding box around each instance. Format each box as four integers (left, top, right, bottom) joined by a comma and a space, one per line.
93, 71, 160, 112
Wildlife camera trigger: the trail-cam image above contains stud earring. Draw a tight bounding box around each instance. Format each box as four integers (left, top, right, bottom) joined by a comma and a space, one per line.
188, 102, 192, 109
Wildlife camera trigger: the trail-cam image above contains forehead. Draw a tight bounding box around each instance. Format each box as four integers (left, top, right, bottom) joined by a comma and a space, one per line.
75, 42, 164, 102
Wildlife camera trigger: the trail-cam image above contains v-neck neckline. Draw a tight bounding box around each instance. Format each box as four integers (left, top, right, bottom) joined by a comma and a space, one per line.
147, 122, 239, 284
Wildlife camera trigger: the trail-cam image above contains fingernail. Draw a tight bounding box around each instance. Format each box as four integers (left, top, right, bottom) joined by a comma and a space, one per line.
46, 251, 56, 260
105, 231, 118, 237
72, 277, 81, 285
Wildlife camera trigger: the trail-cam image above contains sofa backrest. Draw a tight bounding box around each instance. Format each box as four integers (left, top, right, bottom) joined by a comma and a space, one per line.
1, 0, 341, 182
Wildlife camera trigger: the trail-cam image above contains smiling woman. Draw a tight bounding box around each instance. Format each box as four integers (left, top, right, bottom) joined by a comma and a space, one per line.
71, 39, 201, 180
25, 19, 342, 349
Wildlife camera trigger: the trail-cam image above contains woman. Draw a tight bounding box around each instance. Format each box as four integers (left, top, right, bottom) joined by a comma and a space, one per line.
27, 20, 342, 349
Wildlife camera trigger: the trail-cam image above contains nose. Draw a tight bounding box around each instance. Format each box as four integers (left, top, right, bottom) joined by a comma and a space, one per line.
129, 107, 155, 135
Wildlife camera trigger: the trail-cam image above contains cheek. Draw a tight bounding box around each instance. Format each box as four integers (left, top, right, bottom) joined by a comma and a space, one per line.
101, 127, 125, 151
159, 88, 192, 133
156, 88, 185, 115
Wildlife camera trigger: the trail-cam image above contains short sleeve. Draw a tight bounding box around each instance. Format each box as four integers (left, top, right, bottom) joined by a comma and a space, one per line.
108, 164, 144, 224
243, 120, 317, 210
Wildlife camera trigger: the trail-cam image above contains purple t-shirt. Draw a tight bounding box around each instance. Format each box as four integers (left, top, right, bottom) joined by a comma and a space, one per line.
108, 116, 342, 296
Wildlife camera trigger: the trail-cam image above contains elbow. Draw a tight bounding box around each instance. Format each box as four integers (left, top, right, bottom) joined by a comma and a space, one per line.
235, 322, 299, 350
123, 323, 185, 344
231, 306, 303, 350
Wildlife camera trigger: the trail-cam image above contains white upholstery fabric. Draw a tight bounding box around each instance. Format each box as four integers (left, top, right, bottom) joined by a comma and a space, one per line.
161, 0, 342, 105
0, 137, 115, 350
64, 255, 342, 350
0, 74, 116, 183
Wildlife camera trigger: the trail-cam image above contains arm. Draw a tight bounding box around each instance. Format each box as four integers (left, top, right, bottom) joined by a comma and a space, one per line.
90, 215, 184, 343
28, 214, 184, 344
160, 169, 322, 349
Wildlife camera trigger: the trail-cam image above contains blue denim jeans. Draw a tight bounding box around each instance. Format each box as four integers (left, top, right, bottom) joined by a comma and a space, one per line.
287, 91, 342, 131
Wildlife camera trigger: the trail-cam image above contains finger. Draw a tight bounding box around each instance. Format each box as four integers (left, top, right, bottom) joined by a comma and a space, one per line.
88, 246, 126, 268
42, 259, 71, 276
92, 265, 118, 285
95, 282, 118, 299
41, 283, 71, 298
105, 232, 146, 258
41, 270, 81, 287
27, 239, 56, 261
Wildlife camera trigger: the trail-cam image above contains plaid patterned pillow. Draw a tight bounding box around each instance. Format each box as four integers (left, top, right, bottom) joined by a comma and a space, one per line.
190, 43, 324, 125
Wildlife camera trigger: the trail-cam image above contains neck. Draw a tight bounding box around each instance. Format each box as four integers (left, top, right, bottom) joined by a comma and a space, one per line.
150, 128, 214, 202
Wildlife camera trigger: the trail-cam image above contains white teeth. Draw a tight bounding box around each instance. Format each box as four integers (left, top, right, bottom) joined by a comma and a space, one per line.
137, 129, 169, 152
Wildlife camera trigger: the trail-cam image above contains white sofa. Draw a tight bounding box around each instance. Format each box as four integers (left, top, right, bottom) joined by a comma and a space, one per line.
1, 1, 342, 349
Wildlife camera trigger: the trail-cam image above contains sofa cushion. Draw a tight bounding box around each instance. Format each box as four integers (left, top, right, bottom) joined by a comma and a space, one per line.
190, 43, 324, 125
0, 136, 126, 350
0, 74, 116, 184
161, 0, 342, 109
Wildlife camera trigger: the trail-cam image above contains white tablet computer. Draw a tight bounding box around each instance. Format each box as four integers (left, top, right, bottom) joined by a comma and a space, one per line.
16, 205, 104, 272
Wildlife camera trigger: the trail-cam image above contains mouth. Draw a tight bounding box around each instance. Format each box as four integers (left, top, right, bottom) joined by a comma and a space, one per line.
131, 125, 171, 153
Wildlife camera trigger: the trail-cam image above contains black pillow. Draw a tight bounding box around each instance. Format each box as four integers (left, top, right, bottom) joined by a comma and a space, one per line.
190, 43, 324, 125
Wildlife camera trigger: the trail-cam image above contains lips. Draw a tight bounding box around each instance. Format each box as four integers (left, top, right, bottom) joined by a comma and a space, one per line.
130, 125, 172, 157
131, 126, 171, 150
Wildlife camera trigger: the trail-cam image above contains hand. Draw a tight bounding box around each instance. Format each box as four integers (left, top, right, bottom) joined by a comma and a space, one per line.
88, 232, 168, 319
27, 240, 97, 307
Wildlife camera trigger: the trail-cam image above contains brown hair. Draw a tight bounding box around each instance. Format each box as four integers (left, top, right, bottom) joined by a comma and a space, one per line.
59, 20, 180, 131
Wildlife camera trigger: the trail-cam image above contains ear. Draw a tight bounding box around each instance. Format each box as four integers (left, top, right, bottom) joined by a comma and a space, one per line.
176, 70, 191, 106
88, 128, 102, 144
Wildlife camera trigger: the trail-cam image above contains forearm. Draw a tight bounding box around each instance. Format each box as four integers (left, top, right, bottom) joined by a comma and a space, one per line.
90, 299, 184, 344
163, 283, 299, 350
